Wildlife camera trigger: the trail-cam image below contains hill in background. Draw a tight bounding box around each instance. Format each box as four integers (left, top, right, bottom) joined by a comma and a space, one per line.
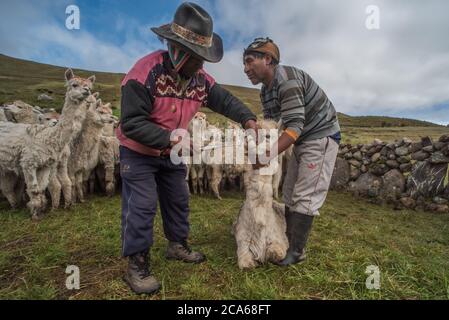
0, 53, 445, 132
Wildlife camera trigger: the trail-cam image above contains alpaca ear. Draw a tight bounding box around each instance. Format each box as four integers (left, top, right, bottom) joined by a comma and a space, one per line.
96, 99, 102, 107
104, 103, 111, 109
65, 69, 74, 81
88, 75, 96, 83
93, 92, 100, 99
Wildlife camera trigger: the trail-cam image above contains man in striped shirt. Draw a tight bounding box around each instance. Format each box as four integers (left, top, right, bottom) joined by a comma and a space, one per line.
243, 37, 341, 266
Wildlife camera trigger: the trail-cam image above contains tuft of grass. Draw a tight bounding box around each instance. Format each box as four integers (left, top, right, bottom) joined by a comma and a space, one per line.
1, 191, 449, 300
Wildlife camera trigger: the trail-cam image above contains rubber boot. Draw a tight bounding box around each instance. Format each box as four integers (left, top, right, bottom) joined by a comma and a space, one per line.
276, 208, 314, 266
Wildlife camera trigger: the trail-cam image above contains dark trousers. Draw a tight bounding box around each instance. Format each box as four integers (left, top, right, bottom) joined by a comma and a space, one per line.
120, 146, 190, 257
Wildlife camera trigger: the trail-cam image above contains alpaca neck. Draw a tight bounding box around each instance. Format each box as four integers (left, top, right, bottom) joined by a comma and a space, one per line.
192, 120, 206, 144
248, 174, 274, 205
45, 96, 88, 151
80, 110, 104, 143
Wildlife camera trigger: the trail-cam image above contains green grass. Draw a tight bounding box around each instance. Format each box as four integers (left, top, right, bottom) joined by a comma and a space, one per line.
1, 53, 449, 300
1, 191, 448, 300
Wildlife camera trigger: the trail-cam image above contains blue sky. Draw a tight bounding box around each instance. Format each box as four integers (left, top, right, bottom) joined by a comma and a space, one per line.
0, 0, 448, 125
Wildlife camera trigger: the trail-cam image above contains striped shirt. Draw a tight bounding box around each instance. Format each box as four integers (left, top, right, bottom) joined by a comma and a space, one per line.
261, 65, 340, 144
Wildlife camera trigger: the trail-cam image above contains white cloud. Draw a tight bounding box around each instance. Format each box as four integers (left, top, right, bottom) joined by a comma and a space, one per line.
0, 0, 164, 73
201, 0, 449, 123
1, 0, 448, 124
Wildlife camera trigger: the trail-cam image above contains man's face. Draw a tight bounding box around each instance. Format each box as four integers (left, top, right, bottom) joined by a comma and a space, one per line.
243, 54, 270, 85
179, 55, 204, 79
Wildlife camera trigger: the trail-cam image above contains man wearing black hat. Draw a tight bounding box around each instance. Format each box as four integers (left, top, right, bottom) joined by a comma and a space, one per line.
117, 3, 258, 294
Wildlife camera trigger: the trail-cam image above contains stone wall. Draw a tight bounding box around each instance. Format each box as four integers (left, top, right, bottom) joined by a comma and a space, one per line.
330, 135, 449, 213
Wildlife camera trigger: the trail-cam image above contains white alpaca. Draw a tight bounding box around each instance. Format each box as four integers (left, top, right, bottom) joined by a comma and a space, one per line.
0, 69, 95, 219
2, 101, 41, 124
222, 121, 248, 192
96, 134, 120, 196
47, 94, 102, 210
94, 99, 120, 196
188, 112, 208, 195
1, 101, 58, 126
234, 119, 288, 269
68, 97, 115, 203
203, 124, 225, 199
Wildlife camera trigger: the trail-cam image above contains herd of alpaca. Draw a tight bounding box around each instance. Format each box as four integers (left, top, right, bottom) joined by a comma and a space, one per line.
0, 70, 291, 269
0, 69, 120, 220
185, 113, 287, 201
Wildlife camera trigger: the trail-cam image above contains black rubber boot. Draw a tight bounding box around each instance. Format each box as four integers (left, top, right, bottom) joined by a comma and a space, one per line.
166, 240, 206, 263
276, 208, 314, 266
123, 250, 161, 295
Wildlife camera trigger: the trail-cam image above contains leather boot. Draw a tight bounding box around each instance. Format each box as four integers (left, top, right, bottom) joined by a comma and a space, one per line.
276, 208, 314, 266
123, 250, 161, 294
166, 240, 206, 263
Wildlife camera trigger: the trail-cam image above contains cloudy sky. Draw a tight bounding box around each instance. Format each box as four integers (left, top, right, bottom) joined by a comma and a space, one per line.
0, 0, 448, 124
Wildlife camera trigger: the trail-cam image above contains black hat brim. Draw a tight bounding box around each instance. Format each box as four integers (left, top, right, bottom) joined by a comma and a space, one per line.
151, 24, 223, 63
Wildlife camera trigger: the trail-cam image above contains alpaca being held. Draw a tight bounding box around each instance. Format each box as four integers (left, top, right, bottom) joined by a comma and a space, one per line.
234, 119, 288, 269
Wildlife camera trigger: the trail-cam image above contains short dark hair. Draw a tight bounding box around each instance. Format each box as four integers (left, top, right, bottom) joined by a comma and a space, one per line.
243, 50, 279, 66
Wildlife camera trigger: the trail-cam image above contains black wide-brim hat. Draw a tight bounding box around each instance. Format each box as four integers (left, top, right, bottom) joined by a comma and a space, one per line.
151, 2, 223, 63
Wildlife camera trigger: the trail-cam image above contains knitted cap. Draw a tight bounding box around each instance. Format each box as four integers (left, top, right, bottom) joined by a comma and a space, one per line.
245, 38, 280, 63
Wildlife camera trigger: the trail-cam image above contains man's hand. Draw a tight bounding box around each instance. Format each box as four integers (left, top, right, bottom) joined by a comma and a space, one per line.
252, 131, 296, 170
244, 119, 258, 130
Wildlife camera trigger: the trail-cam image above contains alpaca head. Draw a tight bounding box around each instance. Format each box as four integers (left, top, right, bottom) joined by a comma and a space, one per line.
192, 112, 207, 130
88, 98, 116, 127
64, 69, 96, 103
38, 112, 59, 126
194, 112, 207, 122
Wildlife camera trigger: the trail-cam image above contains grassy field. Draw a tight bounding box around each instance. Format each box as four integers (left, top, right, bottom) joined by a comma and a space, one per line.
1, 191, 448, 300
1, 53, 449, 300
0, 54, 123, 112
341, 126, 449, 145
